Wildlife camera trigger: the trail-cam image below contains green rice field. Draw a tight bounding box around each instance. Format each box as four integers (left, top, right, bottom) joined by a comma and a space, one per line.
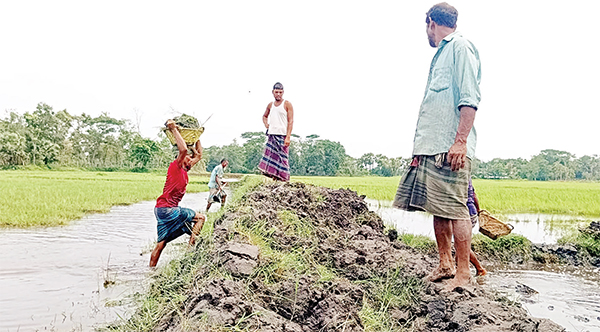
0, 170, 208, 227
292, 176, 600, 217
2, 171, 599, 228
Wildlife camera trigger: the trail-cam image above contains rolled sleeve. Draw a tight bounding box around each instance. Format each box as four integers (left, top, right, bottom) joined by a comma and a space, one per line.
454, 41, 481, 110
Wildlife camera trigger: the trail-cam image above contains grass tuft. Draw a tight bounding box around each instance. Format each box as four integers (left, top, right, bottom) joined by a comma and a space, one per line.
359, 267, 423, 331
471, 234, 532, 263
398, 233, 437, 254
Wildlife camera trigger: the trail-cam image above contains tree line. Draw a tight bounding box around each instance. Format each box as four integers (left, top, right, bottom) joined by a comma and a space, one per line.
2, 103, 599, 180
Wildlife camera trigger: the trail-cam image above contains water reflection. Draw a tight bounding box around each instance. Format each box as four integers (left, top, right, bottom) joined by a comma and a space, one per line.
0, 192, 209, 332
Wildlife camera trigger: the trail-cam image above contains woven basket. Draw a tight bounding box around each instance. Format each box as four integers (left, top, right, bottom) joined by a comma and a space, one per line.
163, 127, 204, 146
478, 209, 513, 240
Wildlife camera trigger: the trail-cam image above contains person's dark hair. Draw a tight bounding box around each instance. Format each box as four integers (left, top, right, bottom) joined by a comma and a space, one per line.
426, 3, 458, 28
273, 82, 284, 90
220, 158, 228, 164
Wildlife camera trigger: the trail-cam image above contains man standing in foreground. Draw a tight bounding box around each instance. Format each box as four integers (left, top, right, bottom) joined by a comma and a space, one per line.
206, 158, 228, 211
150, 120, 205, 267
393, 2, 481, 290
258, 82, 294, 181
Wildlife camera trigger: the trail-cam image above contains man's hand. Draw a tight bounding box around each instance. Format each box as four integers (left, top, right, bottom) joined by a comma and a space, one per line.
448, 141, 467, 172
284, 136, 291, 147
166, 119, 177, 131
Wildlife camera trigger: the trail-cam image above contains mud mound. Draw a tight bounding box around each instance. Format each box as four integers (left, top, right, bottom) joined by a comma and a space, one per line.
157, 182, 564, 331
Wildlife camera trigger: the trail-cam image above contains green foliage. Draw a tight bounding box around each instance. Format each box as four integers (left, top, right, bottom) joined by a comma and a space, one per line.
473, 149, 600, 181
0, 104, 174, 170
3, 103, 600, 181
301, 138, 346, 176
471, 234, 532, 262
172, 114, 200, 128
129, 137, 161, 169
358, 153, 409, 177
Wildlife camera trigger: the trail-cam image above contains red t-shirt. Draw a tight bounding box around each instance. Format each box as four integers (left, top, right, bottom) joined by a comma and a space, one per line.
156, 160, 189, 208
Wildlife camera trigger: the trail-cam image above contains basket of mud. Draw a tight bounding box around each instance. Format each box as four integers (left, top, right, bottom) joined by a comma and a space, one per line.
163, 114, 204, 146
478, 209, 513, 240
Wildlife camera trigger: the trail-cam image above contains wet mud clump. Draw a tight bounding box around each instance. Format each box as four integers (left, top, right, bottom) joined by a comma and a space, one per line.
531, 221, 600, 267
156, 182, 565, 331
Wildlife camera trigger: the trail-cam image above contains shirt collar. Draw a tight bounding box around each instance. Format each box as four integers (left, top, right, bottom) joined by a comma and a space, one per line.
439, 31, 461, 47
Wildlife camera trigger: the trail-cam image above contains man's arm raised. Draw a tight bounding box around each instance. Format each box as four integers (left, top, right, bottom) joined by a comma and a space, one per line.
166, 120, 188, 167
190, 139, 203, 167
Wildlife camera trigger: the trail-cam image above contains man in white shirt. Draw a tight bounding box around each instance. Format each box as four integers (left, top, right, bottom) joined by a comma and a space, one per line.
206, 159, 228, 211
258, 82, 294, 181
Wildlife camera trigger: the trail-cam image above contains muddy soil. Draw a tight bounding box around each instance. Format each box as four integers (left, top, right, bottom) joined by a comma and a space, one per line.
509, 221, 600, 267
156, 182, 565, 331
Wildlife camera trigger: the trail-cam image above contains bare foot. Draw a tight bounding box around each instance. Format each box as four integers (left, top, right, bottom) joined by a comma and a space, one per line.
428, 266, 456, 282
475, 268, 487, 277
443, 272, 472, 291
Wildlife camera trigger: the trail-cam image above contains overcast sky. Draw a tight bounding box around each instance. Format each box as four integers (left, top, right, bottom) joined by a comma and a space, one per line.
1, 0, 598, 162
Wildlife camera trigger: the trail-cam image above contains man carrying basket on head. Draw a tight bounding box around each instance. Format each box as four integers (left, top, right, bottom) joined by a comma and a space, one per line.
150, 119, 205, 267
258, 82, 294, 182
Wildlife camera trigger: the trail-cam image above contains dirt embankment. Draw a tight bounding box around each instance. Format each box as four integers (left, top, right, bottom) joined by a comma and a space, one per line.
157, 182, 565, 331
531, 221, 600, 266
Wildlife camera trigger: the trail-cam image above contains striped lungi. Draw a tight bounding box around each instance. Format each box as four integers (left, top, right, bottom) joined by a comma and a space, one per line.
392, 154, 470, 220
258, 134, 290, 182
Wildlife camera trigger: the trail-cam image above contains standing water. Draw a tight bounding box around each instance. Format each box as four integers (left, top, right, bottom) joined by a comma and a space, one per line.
367, 200, 594, 243
0, 192, 211, 332
368, 200, 600, 332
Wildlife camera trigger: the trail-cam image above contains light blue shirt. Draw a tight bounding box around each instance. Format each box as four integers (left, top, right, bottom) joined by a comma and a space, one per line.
208, 164, 224, 189
412, 31, 481, 159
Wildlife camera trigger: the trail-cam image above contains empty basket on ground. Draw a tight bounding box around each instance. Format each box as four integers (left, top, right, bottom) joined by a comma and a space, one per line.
163, 126, 204, 146
478, 209, 514, 240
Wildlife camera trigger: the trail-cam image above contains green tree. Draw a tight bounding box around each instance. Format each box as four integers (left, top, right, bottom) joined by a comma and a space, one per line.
337, 155, 369, 176
241, 132, 267, 173
23, 103, 73, 165
129, 137, 160, 169
302, 139, 346, 176
0, 132, 28, 166
69, 113, 131, 168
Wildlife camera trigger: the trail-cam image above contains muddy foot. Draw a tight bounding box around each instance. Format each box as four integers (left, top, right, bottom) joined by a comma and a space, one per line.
427, 266, 456, 282
443, 273, 473, 292
475, 268, 487, 277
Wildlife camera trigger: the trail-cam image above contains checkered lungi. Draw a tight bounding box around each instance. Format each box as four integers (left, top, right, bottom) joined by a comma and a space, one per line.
392, 154, 470, 220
